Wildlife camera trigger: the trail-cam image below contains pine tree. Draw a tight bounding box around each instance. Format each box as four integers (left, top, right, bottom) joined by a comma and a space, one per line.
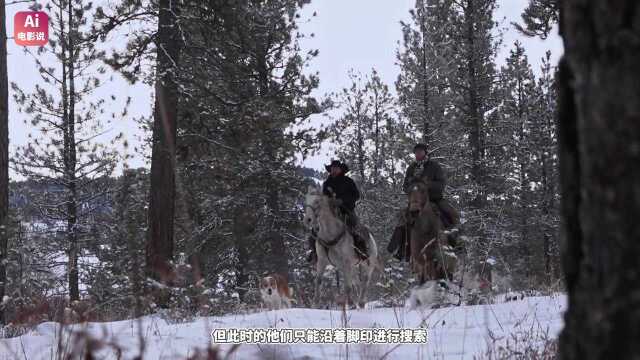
437, 0, 501, 277
145, 0, 183, 289
514, 0, 559, 39
497, 42, 541, 287
396, 0, 456, 156
449, 0, 499, 209
91, 0, 324, 303
89, 0, 182, 291
533, 51, 559, 286
329, 69, 404, 188
11, 0, 121, 301
331, 70, 372, 184
366, 70, 396, 185
173, 0, 323, 298
4, 192, 60, 323
86, 168, 147, 318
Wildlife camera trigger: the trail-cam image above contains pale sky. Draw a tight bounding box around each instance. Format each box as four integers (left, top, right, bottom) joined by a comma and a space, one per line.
6, 0, 563, 179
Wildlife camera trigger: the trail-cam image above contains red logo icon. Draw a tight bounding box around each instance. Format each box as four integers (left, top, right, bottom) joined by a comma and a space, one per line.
14, 11, 49, 46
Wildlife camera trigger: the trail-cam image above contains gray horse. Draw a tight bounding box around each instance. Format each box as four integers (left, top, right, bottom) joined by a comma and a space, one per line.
303, 185, 378, 308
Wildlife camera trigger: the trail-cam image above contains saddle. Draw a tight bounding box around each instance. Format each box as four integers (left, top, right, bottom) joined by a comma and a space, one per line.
336, 207, 369, 261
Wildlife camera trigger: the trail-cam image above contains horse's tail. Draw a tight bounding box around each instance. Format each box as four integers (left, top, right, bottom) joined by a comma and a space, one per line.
373, 254, 385, 273
365, 232, 385, 273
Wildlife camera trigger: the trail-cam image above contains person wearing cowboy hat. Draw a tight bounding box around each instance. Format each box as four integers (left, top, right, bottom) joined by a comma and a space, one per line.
322, 160, 360, 215
307, 160, 364, 263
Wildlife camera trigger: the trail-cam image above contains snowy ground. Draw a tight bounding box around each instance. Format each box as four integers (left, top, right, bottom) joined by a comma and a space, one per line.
0, 294, 566, 360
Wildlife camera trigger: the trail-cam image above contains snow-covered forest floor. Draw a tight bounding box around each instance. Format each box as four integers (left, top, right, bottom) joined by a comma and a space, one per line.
0, 294, 565, 359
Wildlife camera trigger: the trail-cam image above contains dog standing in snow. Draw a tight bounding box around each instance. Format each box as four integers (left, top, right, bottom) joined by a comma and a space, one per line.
259, 274, 294, 310
406, 279, 460, 310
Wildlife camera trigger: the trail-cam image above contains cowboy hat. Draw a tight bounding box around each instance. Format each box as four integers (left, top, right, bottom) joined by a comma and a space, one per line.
325, 160, 350, 173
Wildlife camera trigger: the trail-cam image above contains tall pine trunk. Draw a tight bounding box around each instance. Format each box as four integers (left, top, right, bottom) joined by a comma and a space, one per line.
256, 47, 288, 277
540, 148, 553, 285
464, 0, 486, 209
266, 190, 288, 275
373, 101, 380, 184
558, 1, 640, 358
0, 0, 9, 323
146, 0, 181, 284
56, 0, 80, 302
66, 0, 80, 302
420, 1, 430, 146
233, 204, 255, 300
540, 157, 551, 283
540, 53, 557, 287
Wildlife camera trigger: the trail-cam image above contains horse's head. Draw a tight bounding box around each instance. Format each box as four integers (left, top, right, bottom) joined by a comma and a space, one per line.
408, 179, 430, 212
303, 185, 322, 230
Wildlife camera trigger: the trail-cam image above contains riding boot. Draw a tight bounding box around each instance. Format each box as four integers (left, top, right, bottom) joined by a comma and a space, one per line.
353, 233, 367, 259
306, 231, 318, 263
436, 199, 461, 247
348, 213, 367, 258
436, 199, 460, 229
401, 224, 411, 261
339, 209, 367, 259
389, 209, 413, 261
344, 208, 359, 228
388, 226, 406, 260
387, 226, 401, 255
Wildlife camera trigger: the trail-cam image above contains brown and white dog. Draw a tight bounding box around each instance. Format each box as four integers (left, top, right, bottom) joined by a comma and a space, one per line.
259, 274, 294, 310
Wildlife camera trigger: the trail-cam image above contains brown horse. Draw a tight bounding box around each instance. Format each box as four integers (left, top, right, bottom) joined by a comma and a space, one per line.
407, 180, 457, 284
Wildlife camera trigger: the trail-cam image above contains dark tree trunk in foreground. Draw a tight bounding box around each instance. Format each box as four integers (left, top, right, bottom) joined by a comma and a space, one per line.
0, 0, 9, 323
146, 0, 181, 284
558, 1, 640, 359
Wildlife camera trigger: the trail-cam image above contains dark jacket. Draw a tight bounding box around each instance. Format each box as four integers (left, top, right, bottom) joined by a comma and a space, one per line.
402, 159, 446, 201
322, 174, 360, 212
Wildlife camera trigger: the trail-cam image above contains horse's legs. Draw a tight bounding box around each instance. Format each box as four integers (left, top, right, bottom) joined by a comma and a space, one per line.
313, 266, 324, 308
350, 265, 361, 306
313, 247, 328, 308
341, 259, 355, 308
420, 253, 431, 285
427, 256, 437, 281
353, 264, 364, 308
358, 259, 375, 308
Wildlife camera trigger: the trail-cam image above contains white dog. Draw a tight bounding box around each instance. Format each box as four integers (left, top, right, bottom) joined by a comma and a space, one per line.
406, 280, 460, 310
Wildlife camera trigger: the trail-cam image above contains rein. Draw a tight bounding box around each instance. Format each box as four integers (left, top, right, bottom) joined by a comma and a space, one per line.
308, 198, 348, 248
420, 237, 437, 255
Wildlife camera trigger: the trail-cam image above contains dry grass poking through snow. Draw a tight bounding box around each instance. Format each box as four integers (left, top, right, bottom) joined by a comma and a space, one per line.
473, 325, 558, 359
0, 294, 566, 359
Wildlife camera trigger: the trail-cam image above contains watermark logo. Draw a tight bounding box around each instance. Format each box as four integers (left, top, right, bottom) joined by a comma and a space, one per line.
14, 11, 49, 46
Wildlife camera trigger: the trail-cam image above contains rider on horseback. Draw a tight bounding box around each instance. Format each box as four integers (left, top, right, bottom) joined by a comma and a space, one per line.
388, 143, 461, 260
307, 160, 367, 262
